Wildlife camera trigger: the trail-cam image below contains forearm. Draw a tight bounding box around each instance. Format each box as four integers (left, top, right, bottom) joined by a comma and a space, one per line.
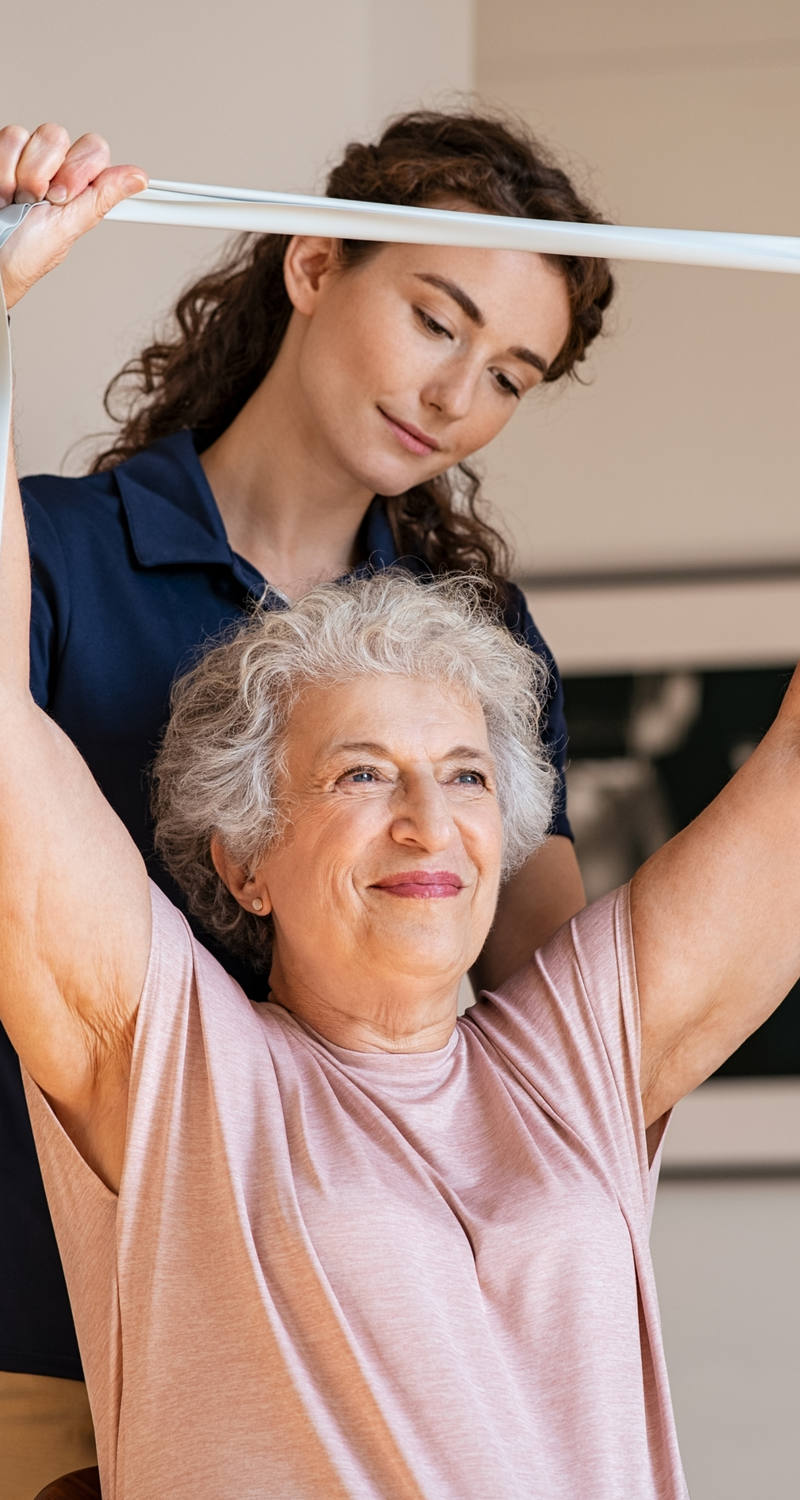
634, 668, 800, 1123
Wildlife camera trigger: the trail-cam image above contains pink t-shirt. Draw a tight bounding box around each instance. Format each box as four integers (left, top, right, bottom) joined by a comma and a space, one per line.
25, 883, 687, 1499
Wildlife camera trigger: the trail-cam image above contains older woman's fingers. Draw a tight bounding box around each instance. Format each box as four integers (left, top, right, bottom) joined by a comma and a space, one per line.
44, 131, 113, 205
0, 125, 31, 206
12, 121, 72, 204
0, 157, 147, 311
55, 163, 149, 237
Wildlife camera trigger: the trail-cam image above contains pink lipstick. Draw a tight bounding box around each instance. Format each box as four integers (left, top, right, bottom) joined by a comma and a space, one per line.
373, 870, 463, 899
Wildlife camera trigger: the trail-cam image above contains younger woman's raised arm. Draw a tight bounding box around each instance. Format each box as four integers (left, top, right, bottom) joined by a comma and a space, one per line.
633, 666, 800, 1126
0, 125, 150, 1190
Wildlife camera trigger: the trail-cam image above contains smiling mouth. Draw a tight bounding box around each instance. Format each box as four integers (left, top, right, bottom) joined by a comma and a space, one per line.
372, 871, 464, 899
378, 408, 441, 456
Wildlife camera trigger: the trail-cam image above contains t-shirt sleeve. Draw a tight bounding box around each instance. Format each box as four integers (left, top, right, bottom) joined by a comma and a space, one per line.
470, 884, 653, 1218
502, 583, 571, 840
20, 881, 211, 1476
123, 884, 265, 1213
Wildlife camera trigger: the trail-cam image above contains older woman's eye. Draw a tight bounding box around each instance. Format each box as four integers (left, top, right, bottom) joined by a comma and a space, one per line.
414, 307, 452, 340
338, 766, 382, 786
453, 769, 487, 787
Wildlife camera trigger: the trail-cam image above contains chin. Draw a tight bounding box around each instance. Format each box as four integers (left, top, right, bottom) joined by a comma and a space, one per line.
349, 445, 447, 497
356, 463, 434, 499
383, 953, 468, 987
374, 925, 472, 978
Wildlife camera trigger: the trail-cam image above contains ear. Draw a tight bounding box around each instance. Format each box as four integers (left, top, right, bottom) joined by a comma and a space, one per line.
210, 835, 272, 917
283, 235, 340, 315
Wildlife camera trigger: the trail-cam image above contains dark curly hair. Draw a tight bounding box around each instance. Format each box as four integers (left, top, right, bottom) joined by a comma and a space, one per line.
92, 109, 614, 594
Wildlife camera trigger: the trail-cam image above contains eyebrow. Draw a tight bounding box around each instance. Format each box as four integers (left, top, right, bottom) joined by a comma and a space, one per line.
412, 272, 550, 378
330, 740, 494, 766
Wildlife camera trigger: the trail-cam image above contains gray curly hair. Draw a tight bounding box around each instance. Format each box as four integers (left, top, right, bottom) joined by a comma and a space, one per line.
152, 571, 556, 971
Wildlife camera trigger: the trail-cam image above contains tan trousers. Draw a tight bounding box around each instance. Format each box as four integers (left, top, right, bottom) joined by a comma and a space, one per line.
0, 1373, 96, 1500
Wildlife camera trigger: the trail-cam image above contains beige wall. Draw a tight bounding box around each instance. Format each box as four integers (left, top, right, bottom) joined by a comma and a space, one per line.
3, 0, 474, 474
475, 0, 800, 582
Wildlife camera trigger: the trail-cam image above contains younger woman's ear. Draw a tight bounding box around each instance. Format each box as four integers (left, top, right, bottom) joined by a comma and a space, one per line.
283, 235, 339, 314
210, 835, 272, 916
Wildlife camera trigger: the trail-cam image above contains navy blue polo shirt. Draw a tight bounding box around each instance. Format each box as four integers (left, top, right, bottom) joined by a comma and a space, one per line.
4, 428, 571, 1380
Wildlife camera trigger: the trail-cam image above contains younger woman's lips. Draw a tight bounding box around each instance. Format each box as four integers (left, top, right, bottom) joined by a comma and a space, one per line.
378, 408, 439, 456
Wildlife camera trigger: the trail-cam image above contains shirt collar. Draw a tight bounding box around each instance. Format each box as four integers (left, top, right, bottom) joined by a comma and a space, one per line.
352, 493, 401, 575
115, 428, 404, 579
115, 429, 233, 569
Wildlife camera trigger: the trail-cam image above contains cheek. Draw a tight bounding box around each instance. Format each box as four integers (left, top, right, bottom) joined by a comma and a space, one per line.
326, 290, 429, 399
474, 396, 518, 449
485, 805, 506, 869
323, 284, 391, 366
284, 803, 385, 890
462, 805, 504, 875
306, 334, 387, 431
354, 325, 421, 398
442, 388, 519, 466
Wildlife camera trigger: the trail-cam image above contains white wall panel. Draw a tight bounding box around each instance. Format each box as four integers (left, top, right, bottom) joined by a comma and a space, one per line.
475, 1, 799, 579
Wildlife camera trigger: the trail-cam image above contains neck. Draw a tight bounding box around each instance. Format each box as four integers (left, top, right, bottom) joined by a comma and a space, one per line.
199, 332, 376, 598
268, 950, 461, 1054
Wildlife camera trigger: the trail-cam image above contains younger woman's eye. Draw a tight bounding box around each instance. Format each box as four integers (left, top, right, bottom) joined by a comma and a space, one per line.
493, 370, 522, 399
415, 307, 453, 340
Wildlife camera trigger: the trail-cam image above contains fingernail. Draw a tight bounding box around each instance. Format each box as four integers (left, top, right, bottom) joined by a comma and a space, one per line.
13, 190, 38, 205
48, 184, 68, 204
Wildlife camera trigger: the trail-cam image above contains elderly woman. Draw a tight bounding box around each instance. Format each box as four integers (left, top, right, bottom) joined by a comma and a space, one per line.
4, 143, 799, 1500
6, 525, 800, 1499
6, 563, 800, 1500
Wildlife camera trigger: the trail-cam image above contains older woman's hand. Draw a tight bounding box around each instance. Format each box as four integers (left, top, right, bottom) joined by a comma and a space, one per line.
0, 122, 146, 309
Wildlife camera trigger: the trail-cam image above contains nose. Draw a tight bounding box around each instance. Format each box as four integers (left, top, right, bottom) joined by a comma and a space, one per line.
390, 773, 454, 853
421, 355, 480, 423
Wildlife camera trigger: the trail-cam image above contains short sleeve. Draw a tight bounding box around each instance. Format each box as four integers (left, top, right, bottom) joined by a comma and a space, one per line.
502, 583, 571, 839
469, 885, 653, 1218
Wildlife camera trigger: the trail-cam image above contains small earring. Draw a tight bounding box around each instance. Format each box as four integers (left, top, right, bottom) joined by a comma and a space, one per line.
251, 898, 264, 913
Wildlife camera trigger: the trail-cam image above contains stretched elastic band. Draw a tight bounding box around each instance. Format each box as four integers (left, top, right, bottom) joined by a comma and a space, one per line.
110, 180, 800, 276
0, 202, 44, 546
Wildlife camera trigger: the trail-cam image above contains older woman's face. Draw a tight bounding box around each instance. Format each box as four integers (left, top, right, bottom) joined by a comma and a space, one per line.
256, 674, 504, 995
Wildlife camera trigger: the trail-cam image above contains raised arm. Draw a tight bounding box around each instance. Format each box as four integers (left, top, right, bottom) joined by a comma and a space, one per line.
633, 666, 800, 1126
0, 125, 151, 1190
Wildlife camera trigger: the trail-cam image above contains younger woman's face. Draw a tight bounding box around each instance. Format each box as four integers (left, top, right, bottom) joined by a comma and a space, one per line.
285, 233, 572, 497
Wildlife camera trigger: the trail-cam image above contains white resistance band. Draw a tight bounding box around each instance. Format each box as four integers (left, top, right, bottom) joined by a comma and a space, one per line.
2, 183, 800, 541
122, 181, 800, 275
0, 201, 40, 544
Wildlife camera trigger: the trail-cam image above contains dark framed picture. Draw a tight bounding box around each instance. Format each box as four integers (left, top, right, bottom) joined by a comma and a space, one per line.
563, 664, 800, 1078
